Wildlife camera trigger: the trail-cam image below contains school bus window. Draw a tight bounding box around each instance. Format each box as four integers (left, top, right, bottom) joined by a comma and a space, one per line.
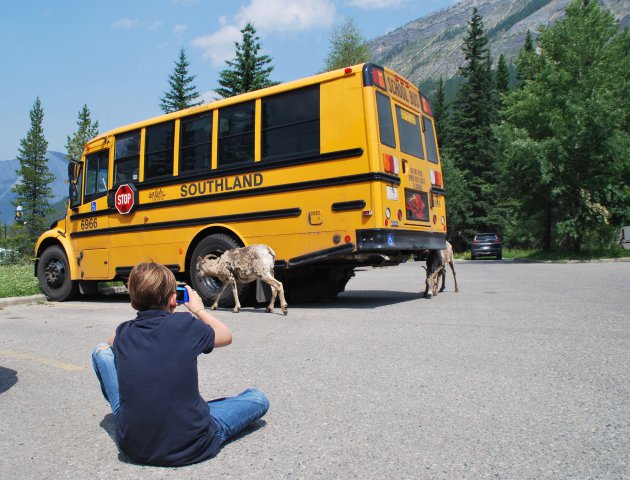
396, 106, 424, 159
84, 150, 109, 199
423, 116, 439, 164
145, 121, 175, 179
376, 92, 395, 148
218, 102, 254, 167
262, 85, 320, 162
114, 130, 140, 183
180, 112, 212, 174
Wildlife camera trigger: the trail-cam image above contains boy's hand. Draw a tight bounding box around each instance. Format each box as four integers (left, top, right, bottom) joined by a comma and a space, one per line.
183, 285, 205, 315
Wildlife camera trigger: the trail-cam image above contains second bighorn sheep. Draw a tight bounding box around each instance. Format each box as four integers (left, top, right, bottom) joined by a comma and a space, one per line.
196, 244, 288, 315
423, 240, 459, 298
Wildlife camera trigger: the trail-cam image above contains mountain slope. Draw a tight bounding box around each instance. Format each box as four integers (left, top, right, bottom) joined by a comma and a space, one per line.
0, 152, 69, 225
369, 0, 630, 88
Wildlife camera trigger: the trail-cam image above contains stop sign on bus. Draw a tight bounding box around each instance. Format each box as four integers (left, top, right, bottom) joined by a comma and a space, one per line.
114, 183, 138, 214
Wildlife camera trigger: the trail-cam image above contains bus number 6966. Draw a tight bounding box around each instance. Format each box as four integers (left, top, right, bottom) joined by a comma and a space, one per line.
80, 218, 98, 230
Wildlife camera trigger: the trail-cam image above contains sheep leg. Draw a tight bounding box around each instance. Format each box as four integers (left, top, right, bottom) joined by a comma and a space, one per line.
229, 277, 241, 313
439, 268, 447, 293
433, 268, 444, 296
449, 261, 459, 293
261, 275, 288, 315
211, 281, 230, 310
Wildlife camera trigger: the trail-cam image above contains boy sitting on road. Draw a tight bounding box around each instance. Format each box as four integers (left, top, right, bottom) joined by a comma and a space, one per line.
92, 261, 269, 466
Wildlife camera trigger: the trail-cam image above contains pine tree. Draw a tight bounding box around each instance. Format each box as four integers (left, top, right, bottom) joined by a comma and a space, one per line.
65, 104, 99, 163
515, 30, 537, 85
495, 54, 510, 95
160, 48, 201, 113
496, 0, 630, 252
449, 8, 498, 235
12, 97, 55, 238
432, 77, 449, 144
523, 30, 534, 53
323, 17, 371, 72
215, 23, 278, 98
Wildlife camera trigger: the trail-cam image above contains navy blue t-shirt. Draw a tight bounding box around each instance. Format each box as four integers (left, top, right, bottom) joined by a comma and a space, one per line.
113, 309, 220, 466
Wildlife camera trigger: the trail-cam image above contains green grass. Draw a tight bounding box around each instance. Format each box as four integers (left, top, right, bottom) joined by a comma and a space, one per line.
0, 262, 41, 298
454, 247, 630, 261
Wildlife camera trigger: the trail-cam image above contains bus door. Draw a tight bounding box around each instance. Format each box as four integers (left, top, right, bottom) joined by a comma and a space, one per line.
73, 148, 111, 279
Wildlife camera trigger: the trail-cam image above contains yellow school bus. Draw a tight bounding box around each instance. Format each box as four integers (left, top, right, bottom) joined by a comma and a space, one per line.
34, 63, 447, 303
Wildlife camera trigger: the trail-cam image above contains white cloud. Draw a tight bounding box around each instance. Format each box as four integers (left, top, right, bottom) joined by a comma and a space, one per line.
347, 0, 406, 9
173, 23, 188, 35
236, 0, 336, 33
144, 20, 163, 31
198, 90, 218, 103
191, 25, 242, 67
191, 0, 336, 65
111, 18, 139, 30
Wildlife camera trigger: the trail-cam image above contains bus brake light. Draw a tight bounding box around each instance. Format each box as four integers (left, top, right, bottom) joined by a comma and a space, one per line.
430, 169, 442, 187
383, 154, 399, 174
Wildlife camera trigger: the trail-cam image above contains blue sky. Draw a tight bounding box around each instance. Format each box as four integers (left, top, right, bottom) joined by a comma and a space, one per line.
0, 0, 457, 160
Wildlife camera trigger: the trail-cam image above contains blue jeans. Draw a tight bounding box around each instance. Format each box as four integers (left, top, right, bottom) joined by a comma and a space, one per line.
91, 343, 269, 446
208, 388, 270, 445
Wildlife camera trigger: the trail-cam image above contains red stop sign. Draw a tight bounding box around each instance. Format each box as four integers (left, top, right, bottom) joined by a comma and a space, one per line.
114, 183, 137, 214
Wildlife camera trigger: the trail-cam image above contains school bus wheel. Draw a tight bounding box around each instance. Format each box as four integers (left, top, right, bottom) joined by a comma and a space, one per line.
37, 245, 79, 301
189, 233, 252, 308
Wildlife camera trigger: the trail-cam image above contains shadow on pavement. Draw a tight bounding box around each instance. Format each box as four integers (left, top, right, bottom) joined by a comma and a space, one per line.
0, 366, 18, 394
100, 414, 135, 464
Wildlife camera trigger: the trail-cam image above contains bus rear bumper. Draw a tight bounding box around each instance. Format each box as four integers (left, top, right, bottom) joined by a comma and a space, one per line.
356, 229, 446, 252
276, 229, 446, 270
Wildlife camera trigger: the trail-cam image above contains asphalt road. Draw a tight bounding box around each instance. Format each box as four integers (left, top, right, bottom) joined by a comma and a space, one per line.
1, 260, 629, 479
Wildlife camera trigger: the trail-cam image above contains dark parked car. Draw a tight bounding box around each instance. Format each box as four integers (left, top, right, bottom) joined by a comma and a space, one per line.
470, 233, 502, 260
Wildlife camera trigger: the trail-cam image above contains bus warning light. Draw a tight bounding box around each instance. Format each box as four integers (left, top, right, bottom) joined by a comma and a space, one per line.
372, 68, 386, 90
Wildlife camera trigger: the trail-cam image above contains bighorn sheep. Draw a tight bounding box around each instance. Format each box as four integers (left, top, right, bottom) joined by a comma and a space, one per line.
196, 244, 288, 315
423, 241, 459, 298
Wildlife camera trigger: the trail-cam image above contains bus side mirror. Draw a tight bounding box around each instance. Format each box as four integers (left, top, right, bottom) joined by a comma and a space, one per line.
68, 162, 82, 208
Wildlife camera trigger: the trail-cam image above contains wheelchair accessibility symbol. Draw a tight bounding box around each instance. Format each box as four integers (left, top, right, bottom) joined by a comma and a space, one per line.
387, 233, 395, 246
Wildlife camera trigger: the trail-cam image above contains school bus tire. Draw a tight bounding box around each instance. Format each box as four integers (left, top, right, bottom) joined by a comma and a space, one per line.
37, 245, 79, 301
189, 233, 251, 308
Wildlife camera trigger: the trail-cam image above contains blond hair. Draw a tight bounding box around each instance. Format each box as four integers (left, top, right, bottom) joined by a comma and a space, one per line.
128, 262, 176, 311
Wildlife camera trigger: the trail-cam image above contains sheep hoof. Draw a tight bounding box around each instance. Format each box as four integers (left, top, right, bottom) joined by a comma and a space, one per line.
233, 307, 240, 313
282, 308, 288, 316
265, 307, 273, 313
211, 305, 218, 310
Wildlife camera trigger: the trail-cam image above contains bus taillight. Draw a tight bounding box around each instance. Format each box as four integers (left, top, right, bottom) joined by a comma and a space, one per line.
430, 169, 442, 187
383, 154, 399, 174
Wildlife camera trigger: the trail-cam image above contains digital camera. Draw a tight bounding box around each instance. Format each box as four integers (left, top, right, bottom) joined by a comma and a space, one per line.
176, 286, 189, 304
